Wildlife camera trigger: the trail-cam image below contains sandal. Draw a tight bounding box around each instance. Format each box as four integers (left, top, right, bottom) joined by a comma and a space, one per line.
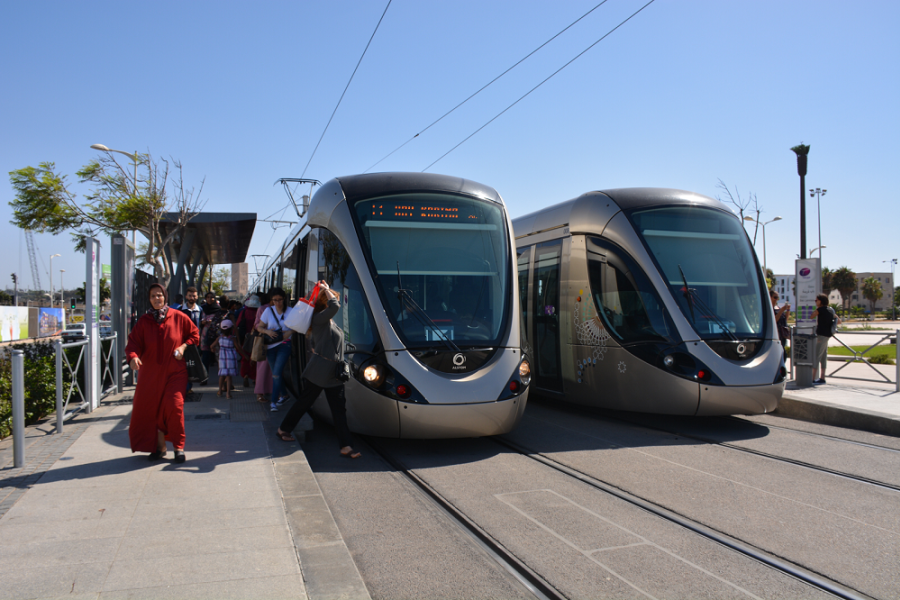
340, 447, 362, 459
275, 429, 296, 442
257, 395, 267, 403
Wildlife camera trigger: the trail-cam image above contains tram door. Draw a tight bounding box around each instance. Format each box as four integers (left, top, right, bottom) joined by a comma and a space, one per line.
532, 241, 563, 393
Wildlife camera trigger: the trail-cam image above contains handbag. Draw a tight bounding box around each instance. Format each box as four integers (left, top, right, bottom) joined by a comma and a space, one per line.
286, 282, 321, 333
334, 359, 351, 382
183, 345, 208, 384
242, 330, 257, 355
251, 334, 268, 362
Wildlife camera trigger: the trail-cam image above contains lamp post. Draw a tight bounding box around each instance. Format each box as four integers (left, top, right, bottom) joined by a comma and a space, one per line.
809, 188, 827, 264
810, 246, 826, 257
743, 216, 782, 272
49, 253, 60, 309
59, 269, 65, 308
885, 258, 898, 321
90, 144, 139, 245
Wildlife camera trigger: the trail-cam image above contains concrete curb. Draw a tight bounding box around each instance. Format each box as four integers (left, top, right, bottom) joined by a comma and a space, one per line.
776, 393, 900, 437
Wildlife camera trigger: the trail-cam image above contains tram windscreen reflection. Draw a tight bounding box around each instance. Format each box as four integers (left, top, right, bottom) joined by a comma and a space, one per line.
353, 193, 510, 348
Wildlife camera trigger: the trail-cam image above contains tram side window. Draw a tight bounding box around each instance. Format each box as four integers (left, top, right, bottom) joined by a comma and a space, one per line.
587, 241, 677, 345
316, 229, 376, 349
517, 247, 531, 321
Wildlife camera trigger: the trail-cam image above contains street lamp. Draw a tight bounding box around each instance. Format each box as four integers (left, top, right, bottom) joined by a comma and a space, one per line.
809, 188, 827, 265
49, 253, 60, 309
59, 269, 65, 308
810, 246, 826, 257
885, 258, 898, 321
90, 144, 139, 245
743, 216, 782, 272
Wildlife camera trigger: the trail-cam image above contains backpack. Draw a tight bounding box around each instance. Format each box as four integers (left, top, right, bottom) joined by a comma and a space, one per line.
827, 306, 838, 336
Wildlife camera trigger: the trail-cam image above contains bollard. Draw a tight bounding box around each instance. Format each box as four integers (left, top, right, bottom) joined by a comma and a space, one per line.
12, 349, 25, 468
792, 330, 817, 388
56, 339, 64, 434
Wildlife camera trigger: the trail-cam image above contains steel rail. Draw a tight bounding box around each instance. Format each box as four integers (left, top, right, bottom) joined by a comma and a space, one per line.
494, 436, 875, 600
364, 437, 564, 600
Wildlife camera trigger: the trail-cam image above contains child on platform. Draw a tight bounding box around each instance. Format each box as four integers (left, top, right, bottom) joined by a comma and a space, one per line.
212, 319, 240, 399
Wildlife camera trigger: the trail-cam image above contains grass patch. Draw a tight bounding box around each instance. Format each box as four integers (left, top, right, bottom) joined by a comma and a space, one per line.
828, 344, 897, 364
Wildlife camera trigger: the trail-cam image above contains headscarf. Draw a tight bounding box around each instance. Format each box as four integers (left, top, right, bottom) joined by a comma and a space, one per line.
147, 283, 169, 324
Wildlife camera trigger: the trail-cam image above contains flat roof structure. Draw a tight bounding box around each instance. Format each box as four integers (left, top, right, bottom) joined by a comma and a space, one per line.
160, 212, 257, 297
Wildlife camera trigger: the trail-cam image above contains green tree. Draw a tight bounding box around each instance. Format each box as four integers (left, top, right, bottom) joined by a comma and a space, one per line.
8, 152, 206, 289
831, 266, 857, 312
764, 267, 775, 291
74, 278, 111, 304
0, 290, 11, 306
211, 268, 231, 296
862, 277, 883, 315
821, 267, 833, 297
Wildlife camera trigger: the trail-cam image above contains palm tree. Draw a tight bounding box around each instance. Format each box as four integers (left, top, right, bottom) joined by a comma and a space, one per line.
862, 277, 883, 316
821, 267, 833, 297
831, 267, 857, 313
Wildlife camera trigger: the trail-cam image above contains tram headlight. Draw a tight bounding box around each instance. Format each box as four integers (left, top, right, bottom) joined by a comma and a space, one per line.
363, 364, 385, 388
519, 359, 532, 386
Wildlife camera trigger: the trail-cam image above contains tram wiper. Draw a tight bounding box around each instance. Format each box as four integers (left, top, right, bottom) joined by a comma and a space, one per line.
396, 262, 461, 353
678, 265, 696, 324
678, 265, 739, 342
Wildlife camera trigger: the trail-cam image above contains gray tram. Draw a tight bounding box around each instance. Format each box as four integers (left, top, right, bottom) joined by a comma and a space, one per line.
252, 173, 530, 438
513, 188, 784, 415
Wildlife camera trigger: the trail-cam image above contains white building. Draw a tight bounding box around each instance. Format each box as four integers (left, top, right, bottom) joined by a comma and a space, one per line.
845, 271, 894, 312
773, 274, 843, 308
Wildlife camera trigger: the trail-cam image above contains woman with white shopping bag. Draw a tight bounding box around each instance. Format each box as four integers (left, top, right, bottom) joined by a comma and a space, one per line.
255, 287, 293, 411
274, 280, 360, 459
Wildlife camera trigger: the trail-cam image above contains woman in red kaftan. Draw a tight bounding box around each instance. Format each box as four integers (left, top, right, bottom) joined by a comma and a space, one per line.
125, 284, 199, 463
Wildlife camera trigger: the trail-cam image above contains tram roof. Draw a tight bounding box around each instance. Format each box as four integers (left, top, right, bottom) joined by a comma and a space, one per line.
160, 212, 257, 265
334, 172, 504, 204
512, 187, 728, 238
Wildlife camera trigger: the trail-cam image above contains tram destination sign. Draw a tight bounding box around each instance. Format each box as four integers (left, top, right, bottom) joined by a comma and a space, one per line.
364, 198, 489, 224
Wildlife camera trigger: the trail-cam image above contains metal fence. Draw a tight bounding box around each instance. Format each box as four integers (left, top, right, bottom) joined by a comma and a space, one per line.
790, 328, 899, 391
53, 333, 119, 434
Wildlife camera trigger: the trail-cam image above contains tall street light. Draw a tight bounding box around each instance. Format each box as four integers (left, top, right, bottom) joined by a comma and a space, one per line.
743, 216, 782, 273
809, 187, 827, 265
885, 258, 898, 321
810, 246, 826, 257
49, 253, 60, 309
90, 144, 139, 245
59, 269, 65, 308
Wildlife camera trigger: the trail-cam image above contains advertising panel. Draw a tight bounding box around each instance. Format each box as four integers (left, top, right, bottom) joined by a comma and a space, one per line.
0, 307, 29, 342
38, 307, 65, 337
794, 258, 821, 331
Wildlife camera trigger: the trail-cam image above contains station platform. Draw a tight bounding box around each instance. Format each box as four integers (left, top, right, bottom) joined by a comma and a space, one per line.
0, 361, 896, 598
0, 375, 370, 600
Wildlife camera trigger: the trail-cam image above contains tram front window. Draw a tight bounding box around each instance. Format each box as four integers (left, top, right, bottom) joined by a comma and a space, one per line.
352, 193, 510, 348
629, 206, 766, 340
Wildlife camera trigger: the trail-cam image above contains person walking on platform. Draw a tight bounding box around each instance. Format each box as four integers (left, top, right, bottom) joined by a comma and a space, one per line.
181, 286, 203, 398
213, 319, 239, 398
770, 289, 790, 351
253, 293, 274, 403
256, 287, 293, 412
274, 281, 360, 459
236, 294, 261, 388
125, 283, 199, 464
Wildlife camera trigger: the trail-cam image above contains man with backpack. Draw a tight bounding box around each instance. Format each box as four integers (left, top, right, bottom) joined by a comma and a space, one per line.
811, 293, 840, 385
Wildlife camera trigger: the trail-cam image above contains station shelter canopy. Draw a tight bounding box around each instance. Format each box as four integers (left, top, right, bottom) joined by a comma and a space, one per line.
160, 212, 257, 297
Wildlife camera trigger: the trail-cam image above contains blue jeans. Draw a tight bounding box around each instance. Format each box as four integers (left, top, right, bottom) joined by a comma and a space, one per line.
266, 342, 292, 405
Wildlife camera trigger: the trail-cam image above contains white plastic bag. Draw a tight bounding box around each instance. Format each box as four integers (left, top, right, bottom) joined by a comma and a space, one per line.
285, 283, 320, 334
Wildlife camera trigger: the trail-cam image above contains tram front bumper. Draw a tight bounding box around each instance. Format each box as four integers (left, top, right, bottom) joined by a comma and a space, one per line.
697, 382, 783, 416
398, 390, 529, 439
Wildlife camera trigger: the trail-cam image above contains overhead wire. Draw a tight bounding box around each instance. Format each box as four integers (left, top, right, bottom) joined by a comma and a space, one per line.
364, 0, 612, 173
422, 0, 658, 172
300, 0, 393, 180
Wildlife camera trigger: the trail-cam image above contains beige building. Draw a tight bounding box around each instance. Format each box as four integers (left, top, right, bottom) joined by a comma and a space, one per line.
846, 271, 894, 312
231, 263, 248, 298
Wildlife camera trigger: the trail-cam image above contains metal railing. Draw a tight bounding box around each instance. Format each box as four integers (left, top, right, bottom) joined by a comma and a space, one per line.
790, 328, 899, 391
826, 329, 898, 391
55, 338, 88, 433
54, 333, 119, 434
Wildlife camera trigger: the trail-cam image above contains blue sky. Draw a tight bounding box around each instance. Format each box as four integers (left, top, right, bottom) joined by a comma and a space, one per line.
2, 0, 898, 293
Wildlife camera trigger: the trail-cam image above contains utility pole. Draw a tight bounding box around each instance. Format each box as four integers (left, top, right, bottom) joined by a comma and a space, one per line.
791, 144, 810, 259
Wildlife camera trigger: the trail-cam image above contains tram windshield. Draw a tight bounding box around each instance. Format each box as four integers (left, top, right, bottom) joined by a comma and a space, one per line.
629, 206, 766, 340
352, 193, 510, 348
